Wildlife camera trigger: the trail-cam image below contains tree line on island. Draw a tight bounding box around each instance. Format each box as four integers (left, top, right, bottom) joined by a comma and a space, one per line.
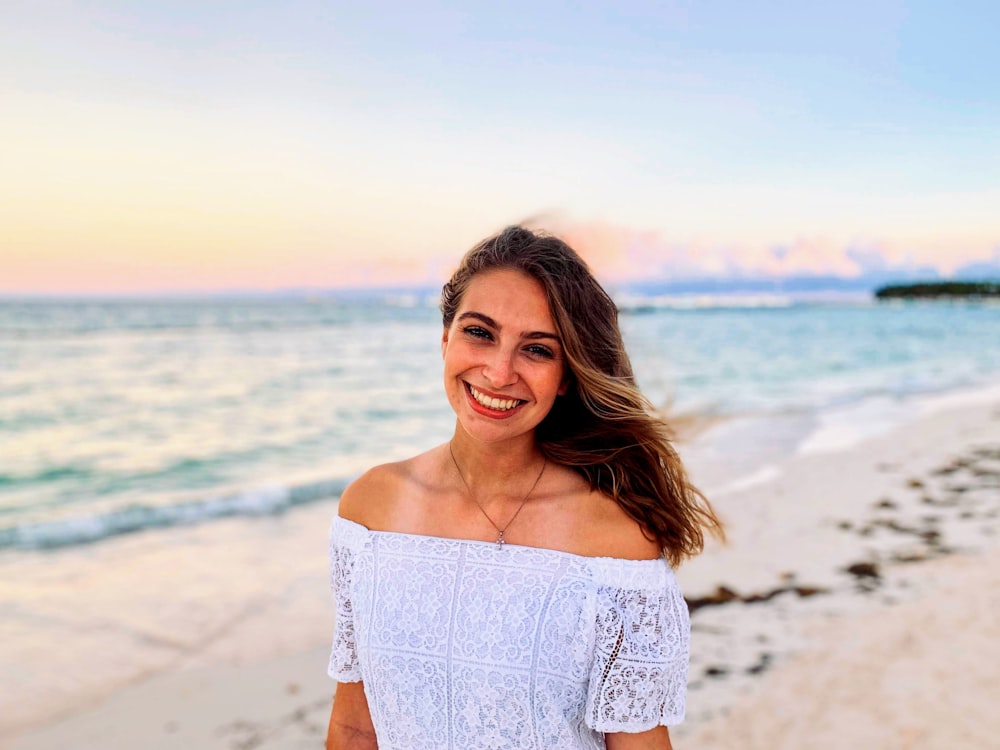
874, 281, 1000, 300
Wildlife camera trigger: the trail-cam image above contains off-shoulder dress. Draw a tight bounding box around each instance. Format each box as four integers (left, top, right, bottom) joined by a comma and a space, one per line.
328, 515, 690, 750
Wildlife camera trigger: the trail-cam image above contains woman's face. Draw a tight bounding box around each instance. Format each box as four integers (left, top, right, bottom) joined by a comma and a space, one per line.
442, 268, 569, 445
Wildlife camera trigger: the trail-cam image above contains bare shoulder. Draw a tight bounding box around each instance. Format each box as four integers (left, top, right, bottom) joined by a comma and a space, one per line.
337, 463, 402, 527
544, 465, 662, 561
586, 490, 662, 561
336, 447, 446, 530
337, 460, 414, 529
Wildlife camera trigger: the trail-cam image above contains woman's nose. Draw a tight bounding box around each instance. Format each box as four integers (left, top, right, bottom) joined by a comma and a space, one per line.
482, 348, 517, 387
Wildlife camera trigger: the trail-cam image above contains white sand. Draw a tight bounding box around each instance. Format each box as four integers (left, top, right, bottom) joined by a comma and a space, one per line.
3, 647, 335, 750
685, 548, 1000, 750
673, 393, 1000, 741
0, 500, 340, 741
4, 391, 998, 750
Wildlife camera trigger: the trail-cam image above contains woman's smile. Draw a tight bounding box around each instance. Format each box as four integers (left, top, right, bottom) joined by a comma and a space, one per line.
441, 268, 567, 441
464, 381, 527, 417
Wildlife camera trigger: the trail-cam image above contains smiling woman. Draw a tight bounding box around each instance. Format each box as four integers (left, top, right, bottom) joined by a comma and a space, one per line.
325, 226, 723, 750
442, 270, 569, 446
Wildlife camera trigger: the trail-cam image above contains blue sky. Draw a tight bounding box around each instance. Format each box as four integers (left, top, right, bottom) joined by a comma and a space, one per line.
2, 1, 998, 292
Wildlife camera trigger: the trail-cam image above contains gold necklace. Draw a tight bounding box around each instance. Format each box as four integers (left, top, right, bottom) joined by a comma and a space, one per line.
448, 442, 547, 550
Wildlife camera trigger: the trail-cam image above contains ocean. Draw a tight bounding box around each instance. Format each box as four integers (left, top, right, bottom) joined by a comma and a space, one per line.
2, 293, 999, 552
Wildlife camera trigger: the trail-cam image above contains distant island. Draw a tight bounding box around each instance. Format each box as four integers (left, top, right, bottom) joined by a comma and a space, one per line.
874, 281, 1000, 300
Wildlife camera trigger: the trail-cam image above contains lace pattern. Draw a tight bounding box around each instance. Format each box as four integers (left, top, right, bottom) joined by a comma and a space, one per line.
586, 583, 690, 731
328, 516, 689, 749
328, 519, 363, 681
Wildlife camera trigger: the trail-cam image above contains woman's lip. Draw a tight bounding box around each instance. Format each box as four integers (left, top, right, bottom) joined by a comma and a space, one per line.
463, 381, 524, 402
463, 382, 527, 418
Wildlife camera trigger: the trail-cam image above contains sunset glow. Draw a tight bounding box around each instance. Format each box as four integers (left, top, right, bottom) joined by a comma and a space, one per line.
2, 2, 998, 294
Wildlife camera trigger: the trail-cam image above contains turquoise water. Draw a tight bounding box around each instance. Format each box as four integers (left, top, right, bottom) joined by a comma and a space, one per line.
2, 295, 998, 549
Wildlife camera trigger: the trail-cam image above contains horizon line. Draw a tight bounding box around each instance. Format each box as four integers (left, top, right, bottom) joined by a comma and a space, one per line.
4, 270, 999, 301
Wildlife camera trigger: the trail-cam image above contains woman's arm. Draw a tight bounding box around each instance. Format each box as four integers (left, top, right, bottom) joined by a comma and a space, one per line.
606, 726, 673, 749
326, 681, 377, 750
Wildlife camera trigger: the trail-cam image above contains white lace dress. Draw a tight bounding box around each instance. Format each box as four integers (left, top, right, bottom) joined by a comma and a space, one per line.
328, 516, 690, 750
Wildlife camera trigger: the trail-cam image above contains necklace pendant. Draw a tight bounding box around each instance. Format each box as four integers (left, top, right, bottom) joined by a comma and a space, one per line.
496, 531, 504, 550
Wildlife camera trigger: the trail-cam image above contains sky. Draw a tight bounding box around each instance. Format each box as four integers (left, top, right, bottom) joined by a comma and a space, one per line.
2, 0, 999, 294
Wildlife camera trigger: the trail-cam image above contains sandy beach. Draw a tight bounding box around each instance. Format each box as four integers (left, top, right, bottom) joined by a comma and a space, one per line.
3, 388, 998, 750
674, 389, 1000, 748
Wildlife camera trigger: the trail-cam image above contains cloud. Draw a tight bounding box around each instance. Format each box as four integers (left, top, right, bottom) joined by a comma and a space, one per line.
845, 244, 889, 273
953, 245, 1000, 279
541, 218, 1000, 284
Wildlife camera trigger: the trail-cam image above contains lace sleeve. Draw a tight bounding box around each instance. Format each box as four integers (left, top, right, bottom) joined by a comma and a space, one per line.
327, 518, 362, 682
585, 573, 690, 732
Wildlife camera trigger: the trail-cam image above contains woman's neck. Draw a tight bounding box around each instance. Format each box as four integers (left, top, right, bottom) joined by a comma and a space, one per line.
448, 426, 544, 496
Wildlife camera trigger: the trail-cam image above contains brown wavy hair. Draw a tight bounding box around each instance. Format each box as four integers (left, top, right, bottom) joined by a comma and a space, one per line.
441, 225, 723, 566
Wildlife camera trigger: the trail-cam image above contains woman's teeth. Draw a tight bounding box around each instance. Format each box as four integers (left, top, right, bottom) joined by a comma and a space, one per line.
469, 385, 521, 411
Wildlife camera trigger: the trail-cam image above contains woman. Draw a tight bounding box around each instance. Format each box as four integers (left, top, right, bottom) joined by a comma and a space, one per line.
326, 226, 722, 749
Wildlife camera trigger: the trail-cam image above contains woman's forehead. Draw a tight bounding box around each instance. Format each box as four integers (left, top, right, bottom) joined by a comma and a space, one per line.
460, 269, 552, 317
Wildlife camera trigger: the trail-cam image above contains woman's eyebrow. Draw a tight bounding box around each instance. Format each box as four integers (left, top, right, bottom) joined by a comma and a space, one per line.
457, 311, 560, 342
457, 311, 498, 328
523, 331, 561, 342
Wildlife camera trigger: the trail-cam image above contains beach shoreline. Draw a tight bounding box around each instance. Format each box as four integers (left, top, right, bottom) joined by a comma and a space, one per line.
3, 386, 998, 749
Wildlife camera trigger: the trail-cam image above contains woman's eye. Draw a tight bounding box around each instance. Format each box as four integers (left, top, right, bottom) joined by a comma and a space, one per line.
525, 345, 554, 359
463, 326, 492, 340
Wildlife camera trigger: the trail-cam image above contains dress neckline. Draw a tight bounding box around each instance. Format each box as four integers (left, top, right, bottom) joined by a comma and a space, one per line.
333, 514, 669, 567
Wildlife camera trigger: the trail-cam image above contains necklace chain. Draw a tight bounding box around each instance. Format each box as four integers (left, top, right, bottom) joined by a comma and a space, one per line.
448, 442, 547, 550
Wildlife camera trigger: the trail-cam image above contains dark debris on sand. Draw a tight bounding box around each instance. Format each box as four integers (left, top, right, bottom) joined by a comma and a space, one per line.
684, 443, 999, 710
686, 582, 828, 615
835, 444, 1000, 589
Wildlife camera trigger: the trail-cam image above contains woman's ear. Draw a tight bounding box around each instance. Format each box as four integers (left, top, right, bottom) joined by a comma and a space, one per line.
441, 327, 450, 359
557, 373, 571, 396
